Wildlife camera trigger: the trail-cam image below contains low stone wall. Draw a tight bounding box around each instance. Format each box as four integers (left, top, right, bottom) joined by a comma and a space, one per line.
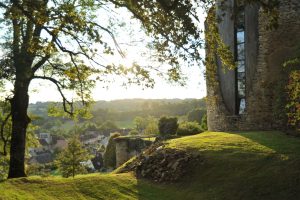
114, 137, 152, 167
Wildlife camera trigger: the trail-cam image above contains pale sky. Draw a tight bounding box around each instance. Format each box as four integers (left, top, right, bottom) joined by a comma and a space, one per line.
28, 65, 206, 103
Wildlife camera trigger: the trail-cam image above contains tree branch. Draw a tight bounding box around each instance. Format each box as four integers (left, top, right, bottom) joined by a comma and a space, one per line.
0, 2, 8, 9
32, 76, 73, 116
32, 54, 51, 73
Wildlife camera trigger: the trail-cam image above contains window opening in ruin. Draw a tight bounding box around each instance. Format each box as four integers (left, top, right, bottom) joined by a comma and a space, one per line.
235, 5, 246, 114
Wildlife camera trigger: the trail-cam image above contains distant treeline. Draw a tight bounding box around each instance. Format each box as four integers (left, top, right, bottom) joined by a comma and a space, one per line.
91, 99, 206, 122
28, 98, 206, 134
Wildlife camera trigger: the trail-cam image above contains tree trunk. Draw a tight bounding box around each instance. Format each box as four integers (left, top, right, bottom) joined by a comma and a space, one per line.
8, 78, 31, 178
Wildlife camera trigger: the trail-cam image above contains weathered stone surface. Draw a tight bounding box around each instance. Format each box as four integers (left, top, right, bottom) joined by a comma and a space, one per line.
117, 142, 202, 183
206, 0, 300, 131
114, 137, 152, 167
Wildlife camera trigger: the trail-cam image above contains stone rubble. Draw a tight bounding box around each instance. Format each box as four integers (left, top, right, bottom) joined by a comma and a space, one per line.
117, 142, 202, 183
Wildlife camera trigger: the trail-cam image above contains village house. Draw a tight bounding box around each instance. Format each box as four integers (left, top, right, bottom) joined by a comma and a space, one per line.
28, 133, 68, 165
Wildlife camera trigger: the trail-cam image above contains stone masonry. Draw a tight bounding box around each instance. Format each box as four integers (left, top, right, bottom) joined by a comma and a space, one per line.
114, 137, 152, 167
206, 0, 300, 131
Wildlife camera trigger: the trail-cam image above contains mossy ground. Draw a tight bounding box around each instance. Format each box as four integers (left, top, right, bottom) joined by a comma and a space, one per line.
1, 131, 300, 200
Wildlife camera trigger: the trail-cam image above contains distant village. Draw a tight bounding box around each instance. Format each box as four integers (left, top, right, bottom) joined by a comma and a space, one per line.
28, 129, 131, 172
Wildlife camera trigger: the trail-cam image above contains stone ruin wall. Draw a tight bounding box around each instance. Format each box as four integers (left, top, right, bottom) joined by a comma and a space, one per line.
114, 137, 152, 167
207, 0, 300, 131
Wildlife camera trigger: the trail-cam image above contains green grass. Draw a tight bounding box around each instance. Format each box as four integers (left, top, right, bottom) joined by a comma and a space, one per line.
0, 173, 182, 200
165, 131, 300, 200
1, 131, 300, 199
167, 131, 300, 155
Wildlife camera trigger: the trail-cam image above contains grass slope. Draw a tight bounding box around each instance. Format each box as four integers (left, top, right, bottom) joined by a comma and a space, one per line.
1, 131, 300, 200
0, 173, 186, 200
166, 131, 300, 200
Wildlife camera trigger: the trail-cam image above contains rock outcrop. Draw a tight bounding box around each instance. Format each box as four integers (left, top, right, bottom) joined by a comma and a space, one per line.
117, 143, 202, 182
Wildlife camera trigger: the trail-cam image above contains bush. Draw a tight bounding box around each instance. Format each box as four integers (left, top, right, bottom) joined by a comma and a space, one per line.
144, 121, 159, 135
177, 121, 202, 136
56, 136, 91, 178
129, 129, 139, 136
158, 117, 178, 136
103, 132, 120, 169
0, 156, 9, 180
286, 70, 300, 131
26, 163, 52, 177
200, 114, 208, 131
187, 108, 206, 124
100, 121, 118, 131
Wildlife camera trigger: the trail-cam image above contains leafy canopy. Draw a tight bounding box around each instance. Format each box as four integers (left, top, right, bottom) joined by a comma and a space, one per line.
0, 0, 207, 111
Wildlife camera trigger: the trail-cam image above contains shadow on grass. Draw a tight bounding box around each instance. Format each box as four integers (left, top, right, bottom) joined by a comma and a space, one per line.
134, 131, 300, 200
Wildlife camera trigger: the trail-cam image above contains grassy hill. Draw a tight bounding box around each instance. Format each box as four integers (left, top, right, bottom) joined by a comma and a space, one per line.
1, 131, 300, 200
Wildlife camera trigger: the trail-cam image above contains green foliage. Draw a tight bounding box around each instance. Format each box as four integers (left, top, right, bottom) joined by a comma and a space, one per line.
0, 103, 11, 156
47, 102, 93, 121
129, 130, 139, 136
67, 124, 85, 137
286, 70, 300, 131
0, 155, 9, 181
158, 117, 178, 136
26, 163, 54, 177
133, 116, 158, 135
82, 122, 99, 132
103, 132, 120, 169
144, 120, 159, 135
56, 137, 90, 178
283, 55, 300, 132
200, 114, 208, 131
114, 0, 203, 81
273, 56, 300, 132
133, 116, 148, 133
177, 121, 202, 136
30, 99, 206, 136
99, 120, 118, 131
187, 108, 206, 124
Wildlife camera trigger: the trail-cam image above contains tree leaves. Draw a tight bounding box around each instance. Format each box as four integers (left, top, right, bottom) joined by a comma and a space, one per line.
56, 136, 91, 178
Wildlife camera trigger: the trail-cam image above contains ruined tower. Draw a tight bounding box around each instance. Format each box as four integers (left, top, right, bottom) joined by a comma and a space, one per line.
206, 0, 300, 131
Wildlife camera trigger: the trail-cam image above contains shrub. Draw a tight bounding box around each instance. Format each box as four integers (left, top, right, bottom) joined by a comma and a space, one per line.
100, 121, 118, 131
200, 114, 208, 131
129, 129, 139, 136
187, 108, 206, 124
56, 136, 91, 178
158, 117, 178, 136
0, 156, 9, 181
286, 70, 300, 131
26, 164, 51, 177
144, 121, 159, 135
103, 132, 120, 169
177, 121, 202, 136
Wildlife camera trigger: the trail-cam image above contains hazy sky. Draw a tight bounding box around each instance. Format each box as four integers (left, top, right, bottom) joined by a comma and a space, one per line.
28, 66, 206, 103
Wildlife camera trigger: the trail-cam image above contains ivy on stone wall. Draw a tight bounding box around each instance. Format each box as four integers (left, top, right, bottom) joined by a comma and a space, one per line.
204, 6, 236, 108
284, 58, 300, 132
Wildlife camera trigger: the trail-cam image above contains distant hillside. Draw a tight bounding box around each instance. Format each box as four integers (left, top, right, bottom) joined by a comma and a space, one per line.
92, 98, 205, 112
29, 98, 206, 114
1, 131, 300, 200
28, 98, 206, 133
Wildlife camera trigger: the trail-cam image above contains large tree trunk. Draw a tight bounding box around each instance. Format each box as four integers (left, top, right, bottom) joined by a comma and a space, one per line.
8, 78, 31, 178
